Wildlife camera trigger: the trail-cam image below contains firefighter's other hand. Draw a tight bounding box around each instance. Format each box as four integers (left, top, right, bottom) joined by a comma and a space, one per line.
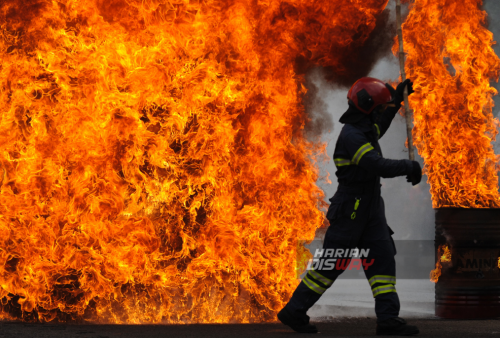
406, 161, 422, 186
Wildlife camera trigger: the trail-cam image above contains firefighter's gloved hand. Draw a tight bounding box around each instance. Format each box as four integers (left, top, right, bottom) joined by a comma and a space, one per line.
396, 79, 415, 103
406, 161, 422, 186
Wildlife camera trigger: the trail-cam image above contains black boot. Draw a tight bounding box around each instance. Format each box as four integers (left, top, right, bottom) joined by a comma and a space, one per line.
376, 317, 419, 336
277, 307, 318, 333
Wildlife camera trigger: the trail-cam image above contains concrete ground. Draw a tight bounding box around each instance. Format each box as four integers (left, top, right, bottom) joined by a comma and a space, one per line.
1, 280, 498, 338
1, 318, 500, 338
309, 279, 435, 319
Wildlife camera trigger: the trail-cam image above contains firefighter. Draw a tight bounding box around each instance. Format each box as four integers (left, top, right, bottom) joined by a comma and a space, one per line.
278, 77, 421, 336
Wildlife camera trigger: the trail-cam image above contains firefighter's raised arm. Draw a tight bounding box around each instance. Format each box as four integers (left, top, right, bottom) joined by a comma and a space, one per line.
377, 80, 415, 139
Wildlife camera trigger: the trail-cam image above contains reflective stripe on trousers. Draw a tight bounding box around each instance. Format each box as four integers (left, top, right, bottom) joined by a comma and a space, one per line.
302, 269, 335, 295
369, 275, 396, 287
372, 284, 397, 297
369, 275, 397, 297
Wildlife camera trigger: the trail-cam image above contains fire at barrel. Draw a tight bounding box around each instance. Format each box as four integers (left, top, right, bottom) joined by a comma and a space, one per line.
434, 209, 500, 319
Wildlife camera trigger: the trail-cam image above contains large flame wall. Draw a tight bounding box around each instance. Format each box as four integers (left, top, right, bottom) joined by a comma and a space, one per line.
400, 0, 500, 208
0, 0, 389, 323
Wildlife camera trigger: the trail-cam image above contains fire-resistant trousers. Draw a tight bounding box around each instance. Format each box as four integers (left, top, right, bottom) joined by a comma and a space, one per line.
284, 189, 400, 323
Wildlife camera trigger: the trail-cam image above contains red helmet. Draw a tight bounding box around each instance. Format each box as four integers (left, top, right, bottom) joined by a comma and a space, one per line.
347, 77, 393, 114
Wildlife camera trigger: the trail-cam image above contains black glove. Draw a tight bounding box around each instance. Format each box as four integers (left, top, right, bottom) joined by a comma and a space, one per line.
406, 161, 422, 186
395, 79, 414, 105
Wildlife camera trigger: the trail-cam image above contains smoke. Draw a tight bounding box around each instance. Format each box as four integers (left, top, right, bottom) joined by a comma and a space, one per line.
303, 73, 334, 139
322, 8, 397, 87
303, 7, 397, 139
302, 5, 400, 138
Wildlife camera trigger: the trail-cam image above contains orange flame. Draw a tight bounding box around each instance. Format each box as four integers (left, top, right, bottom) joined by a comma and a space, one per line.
430, 244, 451, 283
398, 0, 500, 208
0, 0, 390, 323
430, 261, 442, 283
440, 245, 451, 263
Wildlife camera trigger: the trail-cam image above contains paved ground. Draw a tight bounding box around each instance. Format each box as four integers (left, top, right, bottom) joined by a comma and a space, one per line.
309, 279, 435, 319
0, 279, 496, 337
1, 318, 500, 338
5, 280, 492, 338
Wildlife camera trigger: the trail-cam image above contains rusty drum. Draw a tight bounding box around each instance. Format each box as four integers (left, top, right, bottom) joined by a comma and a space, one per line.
435, 208, 500, 319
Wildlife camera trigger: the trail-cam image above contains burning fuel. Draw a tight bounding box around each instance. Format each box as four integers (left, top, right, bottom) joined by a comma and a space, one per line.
398, 0, 500, 208
0, 0, 393, 323
430, 244, 451, 283
440, 245, 451, 264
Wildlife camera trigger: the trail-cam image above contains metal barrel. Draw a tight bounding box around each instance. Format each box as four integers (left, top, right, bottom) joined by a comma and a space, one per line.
435, 208, 500, 319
